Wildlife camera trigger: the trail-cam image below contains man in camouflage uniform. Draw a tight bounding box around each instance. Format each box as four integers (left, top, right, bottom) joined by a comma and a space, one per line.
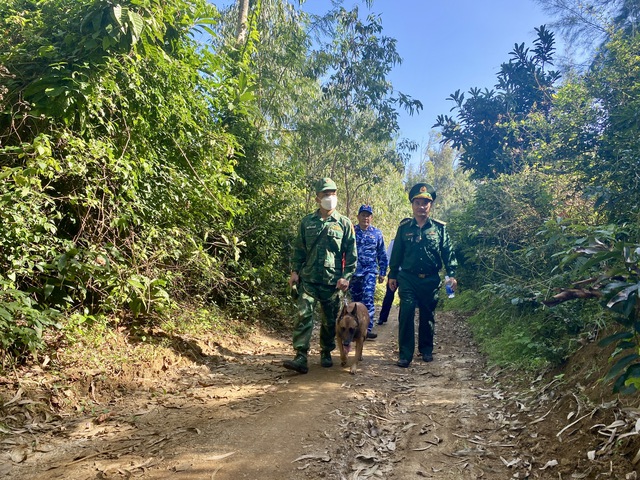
284, 178, 357, 374
349, 205, 387, 339
388, 183, 458, 368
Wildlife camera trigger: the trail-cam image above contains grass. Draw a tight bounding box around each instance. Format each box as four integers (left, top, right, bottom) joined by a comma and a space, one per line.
447, 289, 599, 372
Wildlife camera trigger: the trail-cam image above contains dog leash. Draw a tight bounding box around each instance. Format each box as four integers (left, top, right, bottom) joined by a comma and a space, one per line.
337, 289, 352, 308
337, 290, 364, 331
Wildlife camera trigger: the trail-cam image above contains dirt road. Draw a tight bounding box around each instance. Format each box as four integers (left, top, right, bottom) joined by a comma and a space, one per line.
4, 307, 527, 480
5, 307, 637, 479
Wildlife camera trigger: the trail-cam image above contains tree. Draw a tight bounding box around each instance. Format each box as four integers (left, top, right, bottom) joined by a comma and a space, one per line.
0, 0, 253, 357
547, 31, 640, 224
315, 6, 422, 215
434, 26, 560, 180
535, 0, 640, 60
236, 0, 251, 45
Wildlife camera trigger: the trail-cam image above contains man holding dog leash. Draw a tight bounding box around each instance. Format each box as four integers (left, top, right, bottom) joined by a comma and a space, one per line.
388, 182, 458, 368
284, 177, 357, 374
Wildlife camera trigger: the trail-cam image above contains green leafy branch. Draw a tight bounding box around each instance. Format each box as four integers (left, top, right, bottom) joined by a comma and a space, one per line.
544, 225, 640, 393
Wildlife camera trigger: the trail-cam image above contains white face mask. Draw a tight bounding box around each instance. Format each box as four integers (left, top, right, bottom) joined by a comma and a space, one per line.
320, 195, 338, 211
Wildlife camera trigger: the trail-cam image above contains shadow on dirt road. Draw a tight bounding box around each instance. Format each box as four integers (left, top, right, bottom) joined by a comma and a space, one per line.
5, 307, 532, 480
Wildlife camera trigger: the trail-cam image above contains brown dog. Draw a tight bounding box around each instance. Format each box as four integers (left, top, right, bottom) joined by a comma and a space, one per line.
336, 302, 369, 374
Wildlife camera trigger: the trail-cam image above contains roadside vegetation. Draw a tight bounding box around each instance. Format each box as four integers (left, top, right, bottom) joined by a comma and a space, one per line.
1, 0, 640, 401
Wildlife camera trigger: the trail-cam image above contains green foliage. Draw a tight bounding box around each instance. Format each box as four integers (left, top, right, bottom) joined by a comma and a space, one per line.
428, 13, 640, 393
439, 289, 479, 313
443, 166, 610, 371
525, 30, 640, 394
536, 0, 640, 56
215, 0, 424, 288
0, 279, 61, 362
551, 225, 640, 393
462, 284, 601, 370
434, 26, 560, 179
0, 0, 260, 363
323, 6, 422, 135
285, 4, 423, 217
533, 30, 640, 223
0, 0, 424, 366
578, 31, 640, 222
448, 168, 565, 289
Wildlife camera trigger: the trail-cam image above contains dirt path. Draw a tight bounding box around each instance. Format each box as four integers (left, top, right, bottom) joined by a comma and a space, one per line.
8, 304, 640, 480
4, 307, 528, 480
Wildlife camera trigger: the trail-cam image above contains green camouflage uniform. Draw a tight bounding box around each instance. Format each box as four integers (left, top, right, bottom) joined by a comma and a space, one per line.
290, 210, 357, 358
389, 187, 458, 364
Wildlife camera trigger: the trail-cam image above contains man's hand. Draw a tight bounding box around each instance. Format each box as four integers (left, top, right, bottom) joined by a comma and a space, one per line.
388, 278, 398, 292
289, 272, 299, 288
377, 275, 385, 284
336, 278, 350, 292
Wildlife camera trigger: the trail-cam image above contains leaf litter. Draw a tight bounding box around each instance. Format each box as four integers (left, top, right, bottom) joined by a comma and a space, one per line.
2, 311, 640, 479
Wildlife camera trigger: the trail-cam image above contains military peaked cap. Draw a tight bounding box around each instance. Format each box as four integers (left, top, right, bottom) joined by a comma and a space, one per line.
408, 182, 436, 202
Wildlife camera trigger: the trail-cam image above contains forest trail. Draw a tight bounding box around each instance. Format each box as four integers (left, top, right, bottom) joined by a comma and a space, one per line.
3, 308, 638, 479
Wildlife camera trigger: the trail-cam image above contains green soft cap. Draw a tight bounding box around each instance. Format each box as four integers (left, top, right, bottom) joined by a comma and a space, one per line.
315, 177, 337, 193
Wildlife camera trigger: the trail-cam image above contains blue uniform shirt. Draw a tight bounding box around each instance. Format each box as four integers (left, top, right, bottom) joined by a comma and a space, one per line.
354, 225, 388, 276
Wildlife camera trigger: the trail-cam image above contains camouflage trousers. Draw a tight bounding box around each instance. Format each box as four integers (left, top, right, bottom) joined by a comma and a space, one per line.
349, 272, 377, 332
291, 281, 341, 357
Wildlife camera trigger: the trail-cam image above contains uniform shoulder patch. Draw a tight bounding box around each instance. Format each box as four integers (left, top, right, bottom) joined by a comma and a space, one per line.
399, 217, 412, 226
432, 218, 447, 226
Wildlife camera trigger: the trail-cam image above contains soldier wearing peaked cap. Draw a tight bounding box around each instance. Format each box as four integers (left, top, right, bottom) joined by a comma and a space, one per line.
388, 182, 458, 368
283, 178, 357, 374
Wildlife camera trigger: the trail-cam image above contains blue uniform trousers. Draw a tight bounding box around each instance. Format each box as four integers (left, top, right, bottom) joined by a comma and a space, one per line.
349, 272, 377, 332
397, 271, 440, 363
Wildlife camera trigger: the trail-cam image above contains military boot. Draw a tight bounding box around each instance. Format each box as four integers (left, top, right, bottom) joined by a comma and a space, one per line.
283, 353, 308, 374
320, 351, 333, 368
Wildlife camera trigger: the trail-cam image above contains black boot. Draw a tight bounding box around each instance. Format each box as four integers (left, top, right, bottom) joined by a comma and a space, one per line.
320, 351, 333, 367
283, 353, 309, 374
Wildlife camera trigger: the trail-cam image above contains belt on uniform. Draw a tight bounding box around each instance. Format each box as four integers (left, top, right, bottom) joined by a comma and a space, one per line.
404, 270, 437, 279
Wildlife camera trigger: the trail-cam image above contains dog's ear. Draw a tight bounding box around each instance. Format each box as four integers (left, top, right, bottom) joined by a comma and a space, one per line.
349, 303, 357, 315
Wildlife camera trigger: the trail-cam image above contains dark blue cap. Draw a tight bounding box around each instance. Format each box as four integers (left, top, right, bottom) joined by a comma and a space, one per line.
358, 204, 373, 214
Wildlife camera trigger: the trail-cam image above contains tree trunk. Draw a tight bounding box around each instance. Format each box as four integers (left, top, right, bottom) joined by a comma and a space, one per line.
343, 165, 352, 217
235, 0, 250, 46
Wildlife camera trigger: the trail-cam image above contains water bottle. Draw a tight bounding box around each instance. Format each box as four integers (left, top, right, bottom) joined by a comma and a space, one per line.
445, 276, 455, 298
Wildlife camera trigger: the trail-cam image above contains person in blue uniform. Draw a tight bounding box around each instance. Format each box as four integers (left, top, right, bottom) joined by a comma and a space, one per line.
349, 205, 388, 339
388, 183, 458, 367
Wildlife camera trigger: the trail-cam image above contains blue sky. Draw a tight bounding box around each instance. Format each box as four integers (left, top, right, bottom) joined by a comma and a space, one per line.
211, 0, 562, 164
320, 0, 560, 163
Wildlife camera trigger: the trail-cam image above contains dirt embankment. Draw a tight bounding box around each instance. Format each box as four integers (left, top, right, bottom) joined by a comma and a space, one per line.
2, 308, 640, 479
